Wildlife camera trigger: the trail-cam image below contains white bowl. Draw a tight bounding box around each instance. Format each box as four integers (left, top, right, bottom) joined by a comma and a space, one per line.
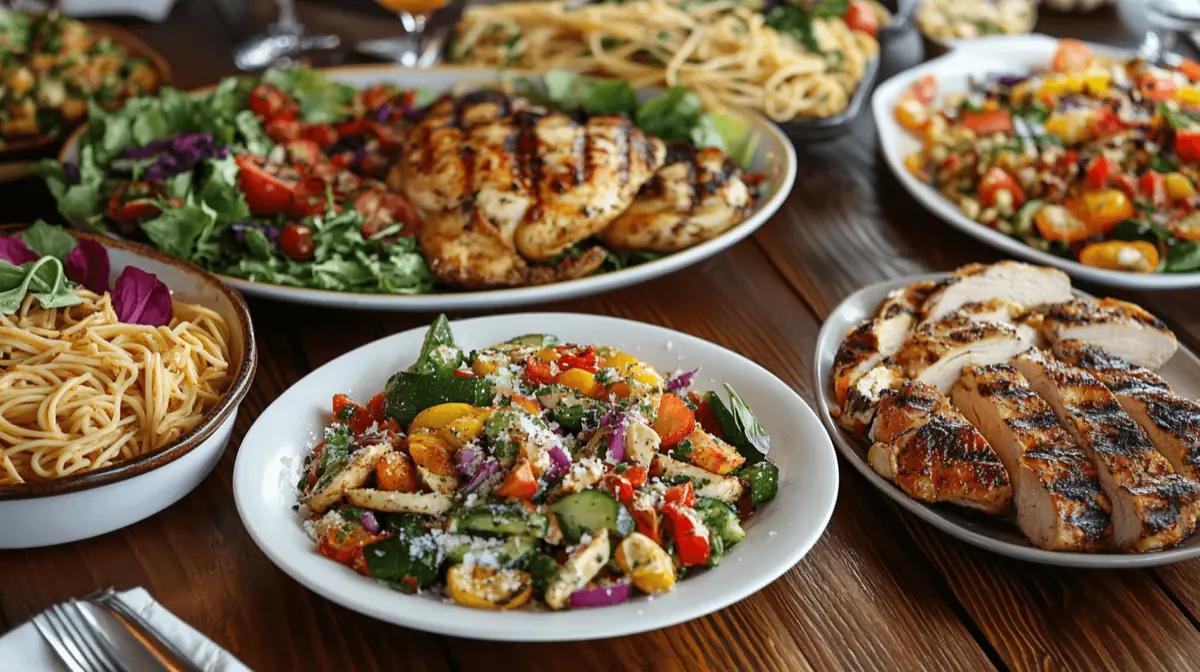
0, 229, 258, 549
233, 313, 838, 641
872, 34, 1200, 290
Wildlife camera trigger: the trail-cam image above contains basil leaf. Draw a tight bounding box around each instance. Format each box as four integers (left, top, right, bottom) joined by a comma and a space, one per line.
723, 384, 770, 462
0, 257, 81, 314
20, 221, 76, 261
1164, 241, 1200, 273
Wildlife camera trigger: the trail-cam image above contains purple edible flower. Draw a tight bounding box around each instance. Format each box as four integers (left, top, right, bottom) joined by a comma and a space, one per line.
546, 445, 571, 480
0, 237, 38, 265
112, 266, 172, 326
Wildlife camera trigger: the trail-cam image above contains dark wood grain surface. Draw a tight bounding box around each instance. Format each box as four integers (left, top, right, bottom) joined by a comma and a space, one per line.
3, 1, 1200, 670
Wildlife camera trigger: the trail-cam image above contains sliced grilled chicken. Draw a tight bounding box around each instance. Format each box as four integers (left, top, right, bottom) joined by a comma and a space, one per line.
921, 262, 1072, 322
1014, 311, 1048, 349
877, 281, 936, 321
867, 382, 1012, 514
953, 364, 1112, 551
945, 298, 1024, 325
1012, 350, 1200, 551
832, 314, 915, 406
601, 143, 752, 253
897, 316, 1034, 392
869, 380, 953, 444
390, 94, 665, 287
1040, 298, 1178, 370
837, 360, 904, 435
1053, 340, 1200, 481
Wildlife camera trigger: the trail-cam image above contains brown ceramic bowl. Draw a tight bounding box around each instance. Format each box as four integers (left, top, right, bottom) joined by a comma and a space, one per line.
0, 226, 257, 547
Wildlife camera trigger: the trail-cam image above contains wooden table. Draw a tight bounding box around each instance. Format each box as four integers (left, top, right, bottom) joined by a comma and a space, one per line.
5, 1, 1200, 670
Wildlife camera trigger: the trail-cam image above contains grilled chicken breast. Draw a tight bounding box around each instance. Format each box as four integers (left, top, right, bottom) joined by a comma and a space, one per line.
390, 93, 665, 287
921, 262, 1072, 323
1012, 350, 1200, 551
832, 314, 915, 405
878, 281, 936, 321
1053, 341, 1200, 481
601, 143, 752, 253
953, 364, 1112, 551
838, 359, 905, 435
897, 315, 1034, 392
868, 382, 1012, 514
1040, 298, 1179, 370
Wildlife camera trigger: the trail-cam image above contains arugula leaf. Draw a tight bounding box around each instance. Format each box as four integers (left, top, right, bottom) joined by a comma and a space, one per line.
234, 110, 274, 156
764, 5, 822, 55
263, 68, 356, 123
809, 0, 849, 17
1111, 219, 1173, 243
20, 221, 76, 261
139, 204, 214, 260
132, 107, 169, 146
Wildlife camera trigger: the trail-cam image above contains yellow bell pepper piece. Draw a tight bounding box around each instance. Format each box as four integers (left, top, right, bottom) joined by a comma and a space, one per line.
411, 403, 480, 434
615, 533, 676, 594
471, 358, 498, 376
1165, 173, 1197, 200
445, 564, 533, 611
904, 152, 925, 176
1044, 111, 1093, 144
534, 348, 560, 362
1180, 86, 1200, 108
1172, 212, 1200, 241
1078, 241, 1160, 273
439, 410, 490, 450
1082, 74, 1111, 96
1075, 189, 1135, 234
557, 368, 602, 398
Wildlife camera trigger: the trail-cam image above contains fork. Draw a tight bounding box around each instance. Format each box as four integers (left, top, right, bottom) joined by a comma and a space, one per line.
32, 600, 131, 672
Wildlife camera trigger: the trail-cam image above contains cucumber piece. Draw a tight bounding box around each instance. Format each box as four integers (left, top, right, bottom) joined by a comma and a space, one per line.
1014, 198, 1043, 236
363, 533, 440, 592
527, 554, 561, 597
483, 409, 540, 462
694, 496, 746, 546
709, 385, 769, 465
505, 333, 559, 348
383, 371, 493, 426
707, 530, 725, 568
442, 535, 537, 568
411, 314, 459, 376
548, 404, 600, 433
736, 461, 779, 507
550, 490, 635, 542
450, 503, 551, 538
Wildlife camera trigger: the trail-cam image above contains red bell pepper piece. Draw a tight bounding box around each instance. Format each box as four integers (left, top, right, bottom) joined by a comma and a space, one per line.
332, 394, 374, 435
664, 481, 695, 508
663, 503, 711, 567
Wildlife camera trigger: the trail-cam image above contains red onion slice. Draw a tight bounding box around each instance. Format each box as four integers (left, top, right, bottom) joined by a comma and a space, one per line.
569, 582, 632, 608
547, 445, 571, 479
360, 510, 381, 534
456, 447, 479, 475
608, 417, 626, 463
665, 368, 698, 392
464, 459, 499, 492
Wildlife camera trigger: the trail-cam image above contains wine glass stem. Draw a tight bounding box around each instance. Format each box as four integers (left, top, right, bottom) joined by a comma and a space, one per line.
398, 12, 427, 67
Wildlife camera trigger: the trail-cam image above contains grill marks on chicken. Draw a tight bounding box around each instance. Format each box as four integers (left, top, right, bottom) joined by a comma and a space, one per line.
1053, 341, 1200, 482
601, 143, 752, 253
868, 382, 1012, 514
391, 94, 665, 288
897, 315, 1034, 393
920, 261, 1072, 323
1012, 351, 1200, 552
1040, 298, 1179, 370
953, 364, 1111, 551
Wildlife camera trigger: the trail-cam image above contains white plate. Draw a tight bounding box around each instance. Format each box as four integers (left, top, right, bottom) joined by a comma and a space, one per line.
233, 313, 838, 641
61, 66, 797, 312
872, 34, 1200, 290
814, 273, 1200, 567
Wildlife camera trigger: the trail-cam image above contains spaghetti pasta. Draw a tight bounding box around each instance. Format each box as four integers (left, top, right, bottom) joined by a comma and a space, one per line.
449, 0, 883, 121
0, 289, 233, 485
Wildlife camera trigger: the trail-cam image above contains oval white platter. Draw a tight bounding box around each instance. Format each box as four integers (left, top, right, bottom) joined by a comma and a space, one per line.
872, 34, 1200, 290
814, 273, 1200, 567
61, 66, 797, 311
233, 313, 838, 641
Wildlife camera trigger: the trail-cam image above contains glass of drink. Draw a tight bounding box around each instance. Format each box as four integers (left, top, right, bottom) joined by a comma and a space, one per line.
373, 0, 453, 67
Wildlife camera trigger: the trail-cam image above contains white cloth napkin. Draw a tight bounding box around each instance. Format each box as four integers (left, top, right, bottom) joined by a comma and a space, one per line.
0, 588, 250, 672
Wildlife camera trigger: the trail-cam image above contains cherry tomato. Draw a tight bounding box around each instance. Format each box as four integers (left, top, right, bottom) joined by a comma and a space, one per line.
265, 117, 302, 142
1176, 130, 1200, 162
354, 189, 422, 239
367, 392, 387, 422
249, 84, 299, 122
843, 0, 878, 36
977, 167, 1026, 208
1078, 240, 1159, 273
106, 182, 165, 225
909, 75, 937, 106
1085, 155, 1115, 191
1091, 106, 1124, 137
1052, 39, 1093, 73
317, 524, 389, 573
279, 223, 316, 261
524, 356, 557, 386
1073, 189, 1135, 235
301, 123, 340, 149
333, 394, 375, 434
556, 345, 600, 373
235, 154, 297, 214
1141, 171, 1168, 206
1035, 204, 1091, 243
960, 110, 1014, 135
289, 176, 335, 219
1181, 58, 1200, 82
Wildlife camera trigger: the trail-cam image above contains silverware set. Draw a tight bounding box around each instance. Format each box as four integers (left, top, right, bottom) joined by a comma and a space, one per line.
31, 589, 203, 672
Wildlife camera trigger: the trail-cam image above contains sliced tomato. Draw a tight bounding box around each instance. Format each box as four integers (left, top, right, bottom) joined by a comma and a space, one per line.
1079, 240, 1159, 273
354, 189, 422, 239
1052, 39, 1093, 73
301, 123, 340, 149
977, 167, 1026, 208
265, 118, 302, 143
284, 139, 323, 166
1176, 130, 1200, 162
1091, 106, 1124, 137
279, 223, 316, 261
653, 393, 696, 449
1036, 204, 1091, 242
289, 176, 336, 219
1140, 171, 1168, 206
557, 345, 600, 373
333, 394, 375, 434
843, 0, 878, 37
524, 355, 556, 386
960, 110, 1013, 135
107, 195, 161, 225
1073, 189, 1135, 235
910, 75, 937, 106
235, 154, 297, 215
249, 84, 299, 122
494, 459, 538, 500
1086, 155, 1115, 191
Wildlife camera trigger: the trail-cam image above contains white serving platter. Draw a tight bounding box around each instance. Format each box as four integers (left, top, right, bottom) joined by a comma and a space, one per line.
814, 272, 1200, 567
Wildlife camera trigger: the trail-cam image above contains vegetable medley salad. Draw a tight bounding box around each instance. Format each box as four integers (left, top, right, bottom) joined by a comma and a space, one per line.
298, 317, 780, 611
896, 39, 1200, 274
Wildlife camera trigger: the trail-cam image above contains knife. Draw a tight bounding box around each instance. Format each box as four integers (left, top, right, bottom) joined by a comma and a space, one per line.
87, 588, 204, 672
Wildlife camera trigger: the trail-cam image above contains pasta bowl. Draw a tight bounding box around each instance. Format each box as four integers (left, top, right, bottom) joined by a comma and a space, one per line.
0, 227, 257, 549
